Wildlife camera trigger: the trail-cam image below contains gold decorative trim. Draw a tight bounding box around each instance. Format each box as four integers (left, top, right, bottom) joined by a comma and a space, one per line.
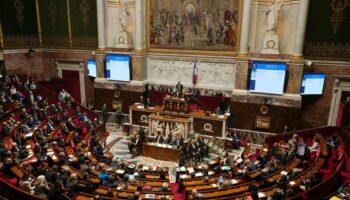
108, 0, 135, 8
330, 0, 349, 34
304, 41, 350, 61
80, 0, 90, 29
66, 0, 73, 48
49, 0, 57, 29
13, 0, 24, 30
35, 0, 42, 47
146, 0, 242, 56
72, 36, 97, 49
3, 35, 39, 49
0, 20, 3, 49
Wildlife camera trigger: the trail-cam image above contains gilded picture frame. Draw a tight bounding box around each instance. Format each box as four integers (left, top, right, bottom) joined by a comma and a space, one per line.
146, 0, 243, 56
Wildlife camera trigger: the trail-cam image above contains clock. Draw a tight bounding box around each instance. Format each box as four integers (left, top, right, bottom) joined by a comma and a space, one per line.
267, 40, 276, 49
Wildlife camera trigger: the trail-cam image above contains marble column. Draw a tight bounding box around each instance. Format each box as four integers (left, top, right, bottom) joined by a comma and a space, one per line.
234, 59, 249, 90
95, 53, 106, 79
134, 0, 144, 50
96, 0, 106, 49
292, 0, 310, 58
287, 61, 304, 94
238, 0, 252, 56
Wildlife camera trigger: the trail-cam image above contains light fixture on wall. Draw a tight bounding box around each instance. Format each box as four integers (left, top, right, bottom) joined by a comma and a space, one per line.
24, 48, 35, 58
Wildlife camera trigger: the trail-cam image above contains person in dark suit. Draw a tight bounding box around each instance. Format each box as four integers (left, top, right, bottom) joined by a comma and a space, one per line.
155, 131, 164, 144
189, 139, 200, 162
173, 87, 184, 99
172, 134, 184, 149
176, 81, 184, 91
144, 98, 152, 108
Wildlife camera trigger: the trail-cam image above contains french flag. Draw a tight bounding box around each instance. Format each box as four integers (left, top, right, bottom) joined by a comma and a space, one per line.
193, 61, 198, 84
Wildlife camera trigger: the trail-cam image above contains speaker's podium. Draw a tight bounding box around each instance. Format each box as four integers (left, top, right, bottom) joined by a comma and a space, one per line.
163, 96, 188, 113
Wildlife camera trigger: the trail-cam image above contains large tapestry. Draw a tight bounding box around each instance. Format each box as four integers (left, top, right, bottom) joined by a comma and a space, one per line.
148, 0, 240, 51
304, 0, 350, 61
0, 0, 39, 48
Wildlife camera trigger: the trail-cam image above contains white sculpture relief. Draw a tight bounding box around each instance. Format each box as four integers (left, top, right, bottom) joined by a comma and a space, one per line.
261, 0, 285, 54
147, 58, 235, 90
119, 1, 130, 33
114, 0, 132, 48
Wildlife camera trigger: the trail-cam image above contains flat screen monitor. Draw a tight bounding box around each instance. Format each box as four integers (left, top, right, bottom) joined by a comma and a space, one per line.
105, 54, 131, 81
301, 73, 326, 95
249, 61, 287, 95
87, 59, 96, 78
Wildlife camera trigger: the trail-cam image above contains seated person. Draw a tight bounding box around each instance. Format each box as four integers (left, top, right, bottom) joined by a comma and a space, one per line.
144, 98, 152, 108
154, 131, 164, 144
79, 113, 88, 122
128, 133, 141, 154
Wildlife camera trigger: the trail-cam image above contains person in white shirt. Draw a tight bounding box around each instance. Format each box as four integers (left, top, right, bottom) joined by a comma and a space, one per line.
10, 85, 17, 95
308, 135, 320, 152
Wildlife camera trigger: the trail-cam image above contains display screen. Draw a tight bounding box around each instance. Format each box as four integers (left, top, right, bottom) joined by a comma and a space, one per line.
301, 73, 326, 95
105, 54, 131, 81
87, 59, 96, 78
249, 62, 287, 95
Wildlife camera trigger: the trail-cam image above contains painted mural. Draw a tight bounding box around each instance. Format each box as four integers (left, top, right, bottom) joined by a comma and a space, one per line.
149, 0, 240, 51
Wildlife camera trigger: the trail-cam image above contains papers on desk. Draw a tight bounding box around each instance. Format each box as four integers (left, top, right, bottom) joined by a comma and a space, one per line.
208, 171, 215, 176
25, 132, 33, 138
211, 183, 217, 188
208, 160, 217, 165
148, 107, 155, 109
142, 166, 149, 171
180, 174, 189, 179
258, 192, 266, 198
106, 167, 113, 171
197, 165, 203, 169
254, 160, 260, 165
152, 166, 157, 171
145, 194, 155, 199
179, 166, 186, 172
221, 166, 231, 171
195, 172, 203, 177
217, 115, 225, 119
280, 171, 288, 176
187, 167, 194, 174
237, 169, 243, 173
289, 181, 296, 185
136, 106, 144, 109
231, 179, 239, 184
116, 169, 125, 174
330, 196, 342, 200
236, 158, 243, 163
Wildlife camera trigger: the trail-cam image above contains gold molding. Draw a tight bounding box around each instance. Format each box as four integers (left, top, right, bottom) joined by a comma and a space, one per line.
145, 0, 242, 56
289, 54, 304, 61
35, 0, 42, 47
0, 20, 3, 49
107, 0, 135, 8
66, 0, 73, 48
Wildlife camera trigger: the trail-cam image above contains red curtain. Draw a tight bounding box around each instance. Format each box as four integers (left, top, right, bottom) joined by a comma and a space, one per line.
336, 103, 345, 127
60, 70, 81, 103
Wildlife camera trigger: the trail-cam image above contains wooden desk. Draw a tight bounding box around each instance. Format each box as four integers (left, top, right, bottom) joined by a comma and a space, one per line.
141, 143, 181, 162
129, 104, 228, 137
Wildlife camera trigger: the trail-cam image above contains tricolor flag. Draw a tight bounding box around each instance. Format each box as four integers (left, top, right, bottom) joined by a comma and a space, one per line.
193, 61, 198, 84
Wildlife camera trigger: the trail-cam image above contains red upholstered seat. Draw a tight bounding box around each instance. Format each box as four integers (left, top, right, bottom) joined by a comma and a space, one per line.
0, 173, 17, 186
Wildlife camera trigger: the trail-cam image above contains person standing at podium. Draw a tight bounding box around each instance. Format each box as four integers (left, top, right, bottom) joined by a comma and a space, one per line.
176, 81, 183, 90
173, 86, 184, 99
